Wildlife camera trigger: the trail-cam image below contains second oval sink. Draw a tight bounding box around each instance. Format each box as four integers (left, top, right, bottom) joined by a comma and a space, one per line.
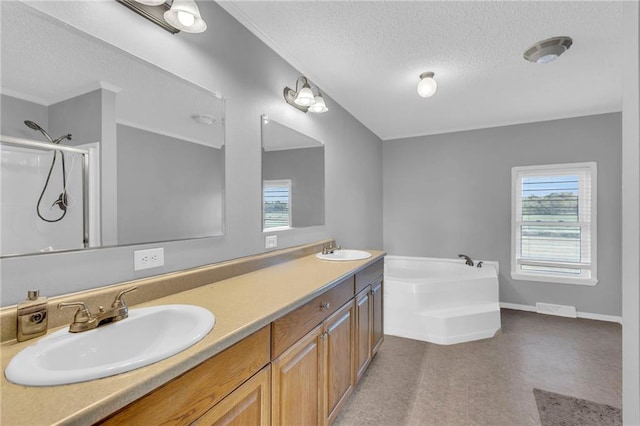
316, 249, 372, 261
5, 304, 215, 386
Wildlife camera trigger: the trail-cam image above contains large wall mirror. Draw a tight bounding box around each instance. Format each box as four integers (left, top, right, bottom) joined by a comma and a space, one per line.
0, 3, 225, 257
261, 116, 324, 231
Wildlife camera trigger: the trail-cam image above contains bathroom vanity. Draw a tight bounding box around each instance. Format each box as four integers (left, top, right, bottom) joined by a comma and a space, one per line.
0, 242, 384, 425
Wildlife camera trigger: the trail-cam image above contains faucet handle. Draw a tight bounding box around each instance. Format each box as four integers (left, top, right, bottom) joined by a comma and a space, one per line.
58, 302, 92, 323
111, 286, 137, 309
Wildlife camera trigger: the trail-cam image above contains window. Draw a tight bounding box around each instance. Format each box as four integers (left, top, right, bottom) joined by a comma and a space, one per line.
263, 179, 292, 231
511, 162, 597, 285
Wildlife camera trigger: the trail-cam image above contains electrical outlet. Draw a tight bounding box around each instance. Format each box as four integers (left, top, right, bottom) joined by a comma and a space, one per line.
265, 235, 277, 249
134, 248, 164, 271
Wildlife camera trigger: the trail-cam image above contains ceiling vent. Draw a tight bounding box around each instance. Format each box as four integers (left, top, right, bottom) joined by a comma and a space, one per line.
523, 36, 573, 64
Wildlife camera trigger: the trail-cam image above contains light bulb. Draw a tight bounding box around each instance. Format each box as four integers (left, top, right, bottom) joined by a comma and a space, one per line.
308, 94, 328, 113
294, 85, 315, 106
417, 72, 437, 98
177, 10, 195, 27
536, 54, 558, 64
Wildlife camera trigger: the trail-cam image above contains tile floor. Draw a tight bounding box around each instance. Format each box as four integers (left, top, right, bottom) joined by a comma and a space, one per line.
334, 309, 622, 426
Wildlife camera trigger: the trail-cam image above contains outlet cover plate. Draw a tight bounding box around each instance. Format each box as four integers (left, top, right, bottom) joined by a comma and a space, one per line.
265, 235, 277, 249
134, 248, 164, 271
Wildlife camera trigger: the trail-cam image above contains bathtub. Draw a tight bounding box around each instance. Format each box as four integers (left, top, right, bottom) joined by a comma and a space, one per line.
384, 256, 501, 345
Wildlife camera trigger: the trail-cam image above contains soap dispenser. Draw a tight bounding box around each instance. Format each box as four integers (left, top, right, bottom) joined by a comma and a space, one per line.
17, 290, 48, 342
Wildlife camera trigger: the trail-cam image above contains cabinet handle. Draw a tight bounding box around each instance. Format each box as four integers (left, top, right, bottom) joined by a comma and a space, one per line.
320, 302, 331, 310
320, 332, 328, 340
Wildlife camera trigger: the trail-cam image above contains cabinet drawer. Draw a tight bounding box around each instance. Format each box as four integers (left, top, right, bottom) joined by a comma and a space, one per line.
98, 326, 271, 426
355, 259, 384, 294
271, 276, 354, 358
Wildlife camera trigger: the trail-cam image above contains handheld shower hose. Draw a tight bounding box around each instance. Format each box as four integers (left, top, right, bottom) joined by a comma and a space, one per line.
24, 120, 73, 222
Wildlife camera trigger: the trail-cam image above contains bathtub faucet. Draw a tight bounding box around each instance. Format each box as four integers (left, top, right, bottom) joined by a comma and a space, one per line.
458, 254, 474, 267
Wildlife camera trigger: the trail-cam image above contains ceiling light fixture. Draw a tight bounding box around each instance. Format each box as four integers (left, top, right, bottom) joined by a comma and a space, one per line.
523, 36, 573, 64
116, 0, 207, 34
283, 77, 329, 114
417, 72, 438, 98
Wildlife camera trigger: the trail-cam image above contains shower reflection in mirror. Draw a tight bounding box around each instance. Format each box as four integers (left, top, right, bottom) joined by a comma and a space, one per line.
261, 115, 325, 232
0, 132, 95, 256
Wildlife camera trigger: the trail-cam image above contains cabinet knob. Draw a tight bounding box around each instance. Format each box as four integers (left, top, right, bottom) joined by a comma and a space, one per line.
320, 332, 328, 340
320, 302, 331, 310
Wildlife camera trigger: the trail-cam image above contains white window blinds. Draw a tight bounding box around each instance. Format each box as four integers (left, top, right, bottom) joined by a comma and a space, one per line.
263, 179, 292, 230
511, 162, 597, 285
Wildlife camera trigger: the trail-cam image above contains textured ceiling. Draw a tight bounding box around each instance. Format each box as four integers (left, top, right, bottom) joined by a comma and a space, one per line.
221, 1, 624, 141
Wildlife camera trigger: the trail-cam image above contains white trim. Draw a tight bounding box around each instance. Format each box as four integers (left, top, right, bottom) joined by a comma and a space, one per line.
511, 272, 598, 286
578, 311, 622, 324
500, 302, 536, 312
77, 142, 101, 248
499, 302, 622, 324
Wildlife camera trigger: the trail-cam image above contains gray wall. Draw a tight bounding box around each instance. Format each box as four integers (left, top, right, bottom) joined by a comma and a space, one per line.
1, 95, 48, 139
117, 124, 224, 244
0, 2, 383, 306
383, 113, 622, 316
49, 90, 102, 147
263, 146, 324, 228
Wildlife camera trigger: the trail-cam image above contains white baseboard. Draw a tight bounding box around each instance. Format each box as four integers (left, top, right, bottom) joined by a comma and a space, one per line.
499, 302, 622, 324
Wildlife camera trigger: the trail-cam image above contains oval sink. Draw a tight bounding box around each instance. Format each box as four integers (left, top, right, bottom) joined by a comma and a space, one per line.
5, 304, 215, 386
316, 249, 372, 261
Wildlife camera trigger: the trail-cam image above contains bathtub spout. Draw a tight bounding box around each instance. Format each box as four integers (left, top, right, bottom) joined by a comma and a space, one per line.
458, 254, 474, 266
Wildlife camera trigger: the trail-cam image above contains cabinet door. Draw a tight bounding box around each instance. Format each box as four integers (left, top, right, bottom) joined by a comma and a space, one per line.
195, 365, 271, 426
324, 301, 355, 425
371, 279, 384, 355
272, 324, 324, 426
354, 286, 372, 383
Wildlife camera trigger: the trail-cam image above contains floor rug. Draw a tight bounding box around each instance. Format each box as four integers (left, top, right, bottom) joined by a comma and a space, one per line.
534, 388, 622, 426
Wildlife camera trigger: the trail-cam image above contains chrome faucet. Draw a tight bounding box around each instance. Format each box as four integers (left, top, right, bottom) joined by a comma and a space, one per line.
58, 287, 137, 333
458, 254, 474, 267
322, 241, 341, 255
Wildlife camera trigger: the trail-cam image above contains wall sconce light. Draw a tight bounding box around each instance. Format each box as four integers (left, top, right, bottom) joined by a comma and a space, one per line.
283, 77, 329, 113
116, 0, 207, 34
417, 72, 437, 98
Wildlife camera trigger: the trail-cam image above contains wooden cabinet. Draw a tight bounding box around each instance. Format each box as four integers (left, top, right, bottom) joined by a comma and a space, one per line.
272, 300, 355, 426
324, 301, 355, 425
195, 365, 271, 426
272, 324, 324, 426
354, 260, 384, 384
98, 257, 383, 426
98, 326, 271, 426
272, 276, 354, 359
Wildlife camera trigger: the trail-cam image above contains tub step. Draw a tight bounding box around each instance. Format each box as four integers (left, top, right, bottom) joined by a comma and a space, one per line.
420, 303, 499, 319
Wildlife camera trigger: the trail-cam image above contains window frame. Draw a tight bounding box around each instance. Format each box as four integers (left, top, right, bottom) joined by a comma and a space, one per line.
262, 179, 292, 232
511, 162, 598, 286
